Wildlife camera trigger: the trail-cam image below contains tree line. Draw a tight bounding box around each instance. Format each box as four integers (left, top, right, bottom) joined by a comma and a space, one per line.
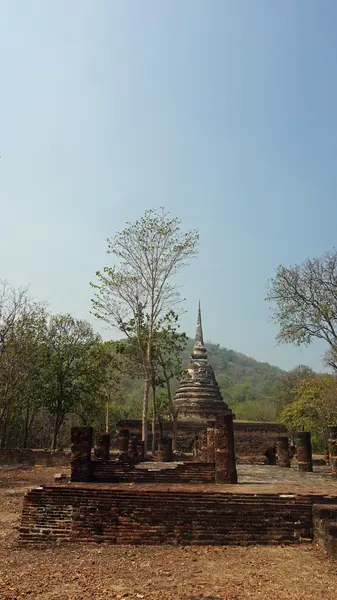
3, 210, 337, 452
266, 250, 337, 449
0, 209, 197, 450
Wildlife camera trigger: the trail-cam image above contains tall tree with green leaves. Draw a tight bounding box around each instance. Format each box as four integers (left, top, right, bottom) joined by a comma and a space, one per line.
152, 311, 187, 450
43, 314, 105, 450
90, 208, 198, 449
0, 281, 47, 447
280, 374, 337, 450
266, 251, 337, 370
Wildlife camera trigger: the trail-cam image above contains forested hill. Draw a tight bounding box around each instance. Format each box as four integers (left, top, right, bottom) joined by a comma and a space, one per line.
118, 338, 285, 424
181, 339, 284, 422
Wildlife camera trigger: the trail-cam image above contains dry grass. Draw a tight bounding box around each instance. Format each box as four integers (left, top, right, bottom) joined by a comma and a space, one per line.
0, 466, 336, 600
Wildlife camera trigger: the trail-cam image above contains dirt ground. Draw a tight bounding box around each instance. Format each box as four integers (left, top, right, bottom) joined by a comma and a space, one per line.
0, 466, 336, 600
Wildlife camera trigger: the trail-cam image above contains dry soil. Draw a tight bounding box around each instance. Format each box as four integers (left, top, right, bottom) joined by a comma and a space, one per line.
0, 466, 336, 600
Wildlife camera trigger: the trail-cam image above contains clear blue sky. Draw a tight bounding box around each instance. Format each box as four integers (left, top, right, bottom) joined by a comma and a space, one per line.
1, 0, 337, 371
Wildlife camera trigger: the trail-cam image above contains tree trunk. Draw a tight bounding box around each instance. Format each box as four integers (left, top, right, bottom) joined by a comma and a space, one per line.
51, 408, 64, 452
51, 416, 59, 451
23, 405, 30, 448
142, 377, 150, 453
164, 371, 178, 451
105, 400, 109, 433
1, 406, 10, 449
152, 384, 157, 456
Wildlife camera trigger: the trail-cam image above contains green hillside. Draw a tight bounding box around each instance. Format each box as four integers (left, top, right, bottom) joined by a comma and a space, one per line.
116, 339, 284, 424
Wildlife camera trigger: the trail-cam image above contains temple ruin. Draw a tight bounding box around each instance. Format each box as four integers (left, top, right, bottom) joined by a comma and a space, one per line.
18, 304, 337, 557
174, 302, 232, 420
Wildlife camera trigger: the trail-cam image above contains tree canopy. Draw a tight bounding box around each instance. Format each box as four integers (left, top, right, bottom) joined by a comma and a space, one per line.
266, 251, 337, 369
280, 374, 337, 450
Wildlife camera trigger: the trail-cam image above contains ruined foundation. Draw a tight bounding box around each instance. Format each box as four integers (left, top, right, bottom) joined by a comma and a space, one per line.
20, 486, 317, 546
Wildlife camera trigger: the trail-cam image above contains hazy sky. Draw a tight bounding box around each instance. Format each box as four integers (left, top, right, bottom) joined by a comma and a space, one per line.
1, 0, 337, 371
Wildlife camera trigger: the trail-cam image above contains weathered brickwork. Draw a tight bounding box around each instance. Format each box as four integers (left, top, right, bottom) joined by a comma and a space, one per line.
118, 419, 288, 459
33, 450, 70, 467
295, 432, 313, 473
90, 461, 215, 484
313, 504, 337, 558
20, 486, 317, 546
94, 432, 110, 461
276, 437, 291, 468
0, 449, 35, 466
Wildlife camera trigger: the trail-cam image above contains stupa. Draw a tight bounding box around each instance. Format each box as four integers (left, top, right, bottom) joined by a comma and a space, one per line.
174, 303, 233, 420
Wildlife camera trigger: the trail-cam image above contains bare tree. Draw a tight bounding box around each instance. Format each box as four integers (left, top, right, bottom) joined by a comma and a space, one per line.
266, 250, 337, 370
91, 208, 198, 449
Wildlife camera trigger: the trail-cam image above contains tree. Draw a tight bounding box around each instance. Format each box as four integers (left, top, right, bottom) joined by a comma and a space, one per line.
266, 251, 337, 369
152, 311, 187, 450
275, 365, 315, 411
91, 208, 198, 449
43, 314, 105, 450
0, 281, 47, 447
280, 374, 337, 450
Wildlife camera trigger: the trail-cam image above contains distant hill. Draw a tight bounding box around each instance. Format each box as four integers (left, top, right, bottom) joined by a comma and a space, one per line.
116, 338, 285, 424
181, 339, 284, 421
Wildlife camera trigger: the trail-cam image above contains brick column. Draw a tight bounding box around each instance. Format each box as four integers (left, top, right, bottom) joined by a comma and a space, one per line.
137, 440, 145, 462
199, 430, 208, 461
94, 432, 110, 460
158, 437, 173, 462
207, 423, 216, 462
276, 437, 290, 468
118, 428, 130, 462
71, 426, 93, 482
295, 431, 313, 472
328, 426, 337, 478
215, 413, 237, 484
129, 436, 138, 463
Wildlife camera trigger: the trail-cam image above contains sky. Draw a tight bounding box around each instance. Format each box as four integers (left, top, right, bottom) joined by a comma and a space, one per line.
1, 0, 337, 371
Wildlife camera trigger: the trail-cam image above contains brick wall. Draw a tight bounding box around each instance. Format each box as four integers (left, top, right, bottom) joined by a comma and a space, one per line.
33, 450, 70, 467
20, 486, 316, 546
0, 449, 35, 466
117, 420, 287, 458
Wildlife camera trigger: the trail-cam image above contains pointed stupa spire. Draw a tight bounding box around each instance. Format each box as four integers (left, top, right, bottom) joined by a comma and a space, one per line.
174, 302, 232, 419
192, 301, 207, 358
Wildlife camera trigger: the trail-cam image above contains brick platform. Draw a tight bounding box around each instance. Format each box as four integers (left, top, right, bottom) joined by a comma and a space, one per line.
20, 484, 329, 546
91, 461, 215, 484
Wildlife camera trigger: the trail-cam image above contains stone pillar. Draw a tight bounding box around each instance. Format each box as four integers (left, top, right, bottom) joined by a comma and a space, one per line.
158, 437, 173, 462
207, 423, 216, 462
94, 432, 110, 460
328, 426, 337, 478
214, 413, 237, 484
118, 428, 130, 462
129, 436, 138, 463
295, 431, 313, 472
276, 436, 290, 468
71, 426, 93, 482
